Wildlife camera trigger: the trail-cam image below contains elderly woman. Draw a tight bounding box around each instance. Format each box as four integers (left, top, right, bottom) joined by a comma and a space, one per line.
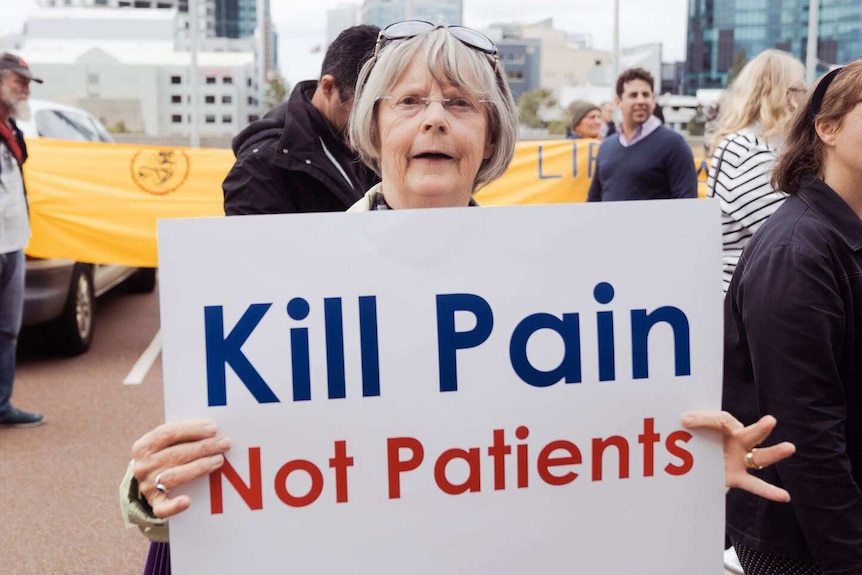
706, 49, 806, 293
344, 21, 517, 211
566, 100, 602, 140
723, 60, 862, 575
122, 21, 795, 570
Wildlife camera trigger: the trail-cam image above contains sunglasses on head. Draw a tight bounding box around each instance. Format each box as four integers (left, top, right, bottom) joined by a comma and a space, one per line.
374, 20, 499, 67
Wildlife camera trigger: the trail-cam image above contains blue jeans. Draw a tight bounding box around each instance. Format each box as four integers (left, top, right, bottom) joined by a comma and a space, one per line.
0, 250, 24, 416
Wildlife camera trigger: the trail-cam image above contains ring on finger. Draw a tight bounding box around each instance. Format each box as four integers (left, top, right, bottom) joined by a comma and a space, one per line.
744, 448, 763, 470
154, 472, 169, 496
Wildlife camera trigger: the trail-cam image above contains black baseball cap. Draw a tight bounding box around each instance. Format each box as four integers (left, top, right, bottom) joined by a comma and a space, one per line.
0, 52, 43, 84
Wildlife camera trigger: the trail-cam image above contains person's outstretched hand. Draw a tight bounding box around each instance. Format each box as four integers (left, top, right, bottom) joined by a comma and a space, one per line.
131, 419, 231, 519
681, 410, 795, 503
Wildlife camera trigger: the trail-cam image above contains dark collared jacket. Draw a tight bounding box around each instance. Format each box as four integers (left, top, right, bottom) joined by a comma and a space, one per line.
723, 176, 862, 575
222, 80, 378, 215
0, 118, 28, 173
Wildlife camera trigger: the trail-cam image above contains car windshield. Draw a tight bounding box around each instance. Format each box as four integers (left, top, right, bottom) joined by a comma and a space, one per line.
34, 109, 115, 143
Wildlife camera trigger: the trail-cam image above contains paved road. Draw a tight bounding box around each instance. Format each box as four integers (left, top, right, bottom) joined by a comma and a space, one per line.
1, 286, 162, 575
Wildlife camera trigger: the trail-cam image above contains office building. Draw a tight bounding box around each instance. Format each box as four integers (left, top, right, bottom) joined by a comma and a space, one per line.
214, 0, 257, 38
21, 7, 263, 137
362, 0, 462, 28
327, 4, 360, 46
686, 0, 862, 92
35, 0, 216, 37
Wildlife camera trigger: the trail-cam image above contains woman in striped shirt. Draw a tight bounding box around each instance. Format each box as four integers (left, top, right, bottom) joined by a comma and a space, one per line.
707, 50, 806, 293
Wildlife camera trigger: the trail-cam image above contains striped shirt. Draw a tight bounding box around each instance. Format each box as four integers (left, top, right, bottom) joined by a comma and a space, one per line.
707, 129, 787, 293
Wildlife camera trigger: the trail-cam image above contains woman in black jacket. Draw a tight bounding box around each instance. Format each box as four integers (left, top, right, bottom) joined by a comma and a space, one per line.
724, 60, 862, 575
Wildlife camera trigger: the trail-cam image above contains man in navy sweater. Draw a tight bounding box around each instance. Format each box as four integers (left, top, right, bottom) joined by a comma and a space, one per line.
587, 68, 696, 201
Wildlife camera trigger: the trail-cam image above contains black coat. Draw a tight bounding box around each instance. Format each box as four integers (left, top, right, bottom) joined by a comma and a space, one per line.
222, 80, 378, 215
723, 176, 862, 574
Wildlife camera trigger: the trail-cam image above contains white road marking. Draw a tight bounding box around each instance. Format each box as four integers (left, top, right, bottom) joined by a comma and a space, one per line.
123, 329, 162, 385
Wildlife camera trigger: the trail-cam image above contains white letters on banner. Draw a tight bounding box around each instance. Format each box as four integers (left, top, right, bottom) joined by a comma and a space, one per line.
157, 199, 724, 573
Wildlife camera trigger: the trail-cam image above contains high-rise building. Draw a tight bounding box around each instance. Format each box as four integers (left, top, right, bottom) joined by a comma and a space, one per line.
20, 5, 267, 137
35, 0, 216, 37
686, 0, 862, 93
361, 0, 462, 28
327, 3, 360, 47
214, 0, 257, 38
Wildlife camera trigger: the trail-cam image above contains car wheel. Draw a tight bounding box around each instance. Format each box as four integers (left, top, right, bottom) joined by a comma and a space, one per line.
45, 264, 95, 355
125, 267, 157, 293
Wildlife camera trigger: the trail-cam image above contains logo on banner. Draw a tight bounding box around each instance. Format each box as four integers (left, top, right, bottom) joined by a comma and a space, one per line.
131, 149, 190, 195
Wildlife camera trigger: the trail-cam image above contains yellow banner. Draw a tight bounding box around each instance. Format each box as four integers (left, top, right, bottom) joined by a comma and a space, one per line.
23, 138, 708, 267
476, 139, 709, 205
25, 138, 230, 267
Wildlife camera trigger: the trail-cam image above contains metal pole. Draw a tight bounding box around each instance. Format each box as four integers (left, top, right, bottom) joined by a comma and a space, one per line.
257, 0, 267, 111
612, 0, 620, 84
189, 0, 200, 148
805, 0, 820, 85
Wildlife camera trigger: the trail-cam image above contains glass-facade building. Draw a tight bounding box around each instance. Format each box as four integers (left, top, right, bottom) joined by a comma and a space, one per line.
362, 0, 463, 28
214, 0, 258, 38
686, 0, 862, 93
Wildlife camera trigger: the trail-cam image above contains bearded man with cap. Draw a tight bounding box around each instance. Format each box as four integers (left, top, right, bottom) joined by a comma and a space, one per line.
0, 52, 44, 427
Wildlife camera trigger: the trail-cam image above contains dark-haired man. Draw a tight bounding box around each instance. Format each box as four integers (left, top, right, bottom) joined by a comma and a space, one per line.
587, 68, 696, 202
0, 52, 44, 427
223, 25, 381, 215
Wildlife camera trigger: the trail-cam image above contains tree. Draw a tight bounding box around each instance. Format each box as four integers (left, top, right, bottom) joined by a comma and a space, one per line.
688, 104, 706, 137
264, 75, 290, 111
518, 88, 557, 129
726, 48, 748, 87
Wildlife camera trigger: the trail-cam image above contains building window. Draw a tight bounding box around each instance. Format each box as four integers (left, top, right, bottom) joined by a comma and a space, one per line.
171, 75, 182, 84
247, 78, 253, 87
171, 95, 182, 104
156, 2, 171, 6
87, 73, 99, 85
223, 76, 233, 85
222, 115, 233, 124
205, 76, 217, 84
222, 95, 232, 104
94, 0, 108, 5
171, 114, 182, 123
248, 114, 260, 123
134, 1, 151, 7
205, 115, 216, 124
118, 1, 130, 6
205, 95, 216, 104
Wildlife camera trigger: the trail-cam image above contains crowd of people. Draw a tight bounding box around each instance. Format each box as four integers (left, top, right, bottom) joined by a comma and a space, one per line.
2, 17, 861, 575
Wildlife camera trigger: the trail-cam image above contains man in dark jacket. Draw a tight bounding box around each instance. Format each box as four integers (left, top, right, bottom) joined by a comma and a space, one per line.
0, 52, 44, 427
223, 25, 380, 215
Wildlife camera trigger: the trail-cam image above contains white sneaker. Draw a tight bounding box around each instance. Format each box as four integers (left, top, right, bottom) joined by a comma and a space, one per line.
724, 547, 744, 574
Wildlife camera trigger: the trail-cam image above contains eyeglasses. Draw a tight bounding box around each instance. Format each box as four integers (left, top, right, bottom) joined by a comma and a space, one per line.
374, 20, 499, 64
375, 94, 492, 118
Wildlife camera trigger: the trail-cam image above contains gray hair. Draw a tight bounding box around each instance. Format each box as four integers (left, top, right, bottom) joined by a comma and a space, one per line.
348, 28, 519, 191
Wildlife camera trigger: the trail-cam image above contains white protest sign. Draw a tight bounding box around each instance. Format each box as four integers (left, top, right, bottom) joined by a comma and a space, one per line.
158, 199, 724, 574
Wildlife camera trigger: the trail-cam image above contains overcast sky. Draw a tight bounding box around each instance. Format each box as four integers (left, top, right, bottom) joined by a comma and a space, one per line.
2, 0, 689, 85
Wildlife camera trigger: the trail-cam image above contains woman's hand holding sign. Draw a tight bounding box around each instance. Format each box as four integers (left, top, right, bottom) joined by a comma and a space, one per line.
681, 410, 795, 503
131, 419, 231, 519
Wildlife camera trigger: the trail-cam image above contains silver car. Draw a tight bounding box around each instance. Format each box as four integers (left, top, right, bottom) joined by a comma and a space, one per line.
18, 99, 156, 355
